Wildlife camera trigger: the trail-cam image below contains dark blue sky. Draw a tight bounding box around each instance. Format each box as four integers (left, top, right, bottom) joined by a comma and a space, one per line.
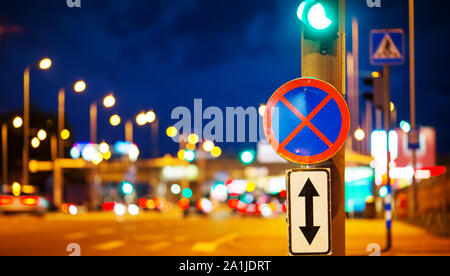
0, 0, 449, 156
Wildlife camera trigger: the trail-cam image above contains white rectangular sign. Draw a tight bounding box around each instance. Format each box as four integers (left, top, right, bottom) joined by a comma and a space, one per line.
287, 169, 331, 256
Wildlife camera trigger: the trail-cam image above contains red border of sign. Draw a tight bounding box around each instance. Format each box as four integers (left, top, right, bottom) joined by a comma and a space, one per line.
263, 78, 350, 165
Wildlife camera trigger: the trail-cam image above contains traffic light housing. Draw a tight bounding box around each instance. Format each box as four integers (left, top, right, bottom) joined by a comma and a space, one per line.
363, 72, 385, 110
297, 0, 339, 42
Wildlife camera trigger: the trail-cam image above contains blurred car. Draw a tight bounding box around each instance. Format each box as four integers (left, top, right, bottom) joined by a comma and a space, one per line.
0, 185, 49, 216
183, 199, 208, 217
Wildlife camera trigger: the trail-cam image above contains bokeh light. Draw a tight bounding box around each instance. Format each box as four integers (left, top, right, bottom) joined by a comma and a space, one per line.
146, 111, 156, 124
39, 58, 52, 70
171, 184, 181, 195
136, 113, 148, 126
354, 128, 365, 141
110, 115, 121, 126
103, 94, 116, 108
202, 140, 215, 152
188, 134, 199, 145
74, 80, 86, 93
31, 137, 40, 148
61, 129, 71, 140
12, 116, 23, 128
184, 150, 195, 162
182, 188, 193, 199
166, 126, 178, 138
211, 146, 222, 158
37, 129, 47, 141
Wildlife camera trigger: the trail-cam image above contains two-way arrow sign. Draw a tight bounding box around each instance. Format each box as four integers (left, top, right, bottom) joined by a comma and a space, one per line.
287, 169, 331, 256
299, 178, 321, 245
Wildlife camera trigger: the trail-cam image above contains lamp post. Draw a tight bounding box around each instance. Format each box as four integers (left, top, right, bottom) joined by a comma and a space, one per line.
23, 58, 52, 186
409, 0, 418, 215
58, 80, 86, 158
136, 110, 158, 157
2, 123, 7, 186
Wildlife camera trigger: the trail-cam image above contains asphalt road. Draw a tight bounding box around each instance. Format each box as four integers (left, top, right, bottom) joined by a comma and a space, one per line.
1, 211, 450, 256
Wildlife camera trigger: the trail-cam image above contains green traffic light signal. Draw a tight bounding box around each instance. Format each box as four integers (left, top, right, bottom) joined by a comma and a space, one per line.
297, 0, 339, 42
122, 182, 134, 195
240, 150, 255, 165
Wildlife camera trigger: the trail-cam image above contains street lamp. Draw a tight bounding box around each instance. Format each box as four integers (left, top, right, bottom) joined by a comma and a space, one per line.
37, 129, 47, 141
39, 58, 52, 70
74, 80, 86, 93
146, 111, 156, 124
110, 114, 121, 127
103, 94, 116, 108
136, 113, 147, 126
132, 110, 159, 157
58, 79, 87, 158
31, 137, 40, 149
23, 57, 52, 186
12, 116, 23, 129
90, 93, 117, 144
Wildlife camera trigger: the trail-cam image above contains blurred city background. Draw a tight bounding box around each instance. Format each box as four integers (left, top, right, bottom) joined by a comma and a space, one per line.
0, 0, 450, 256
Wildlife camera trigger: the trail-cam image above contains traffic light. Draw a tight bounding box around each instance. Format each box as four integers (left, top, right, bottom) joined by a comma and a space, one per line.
240, 150, 255, 165
297, 0, 339, 42
122, 182, 134, 195
363, 71, 385, 110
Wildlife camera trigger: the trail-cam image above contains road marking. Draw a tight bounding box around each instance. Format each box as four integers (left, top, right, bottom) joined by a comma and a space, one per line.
191, 233, 239, 253
64, 232, 87, 240
148, 241, 171, 251
133, 234, 166, 242
96, 228, 115, 235
93, 240, 126, 251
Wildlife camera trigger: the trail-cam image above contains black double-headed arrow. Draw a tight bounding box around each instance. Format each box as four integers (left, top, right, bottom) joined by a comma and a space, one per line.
299, 178, 320, 245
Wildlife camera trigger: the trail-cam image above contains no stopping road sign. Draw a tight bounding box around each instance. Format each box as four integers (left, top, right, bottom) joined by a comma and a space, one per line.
263, 78, 350, 165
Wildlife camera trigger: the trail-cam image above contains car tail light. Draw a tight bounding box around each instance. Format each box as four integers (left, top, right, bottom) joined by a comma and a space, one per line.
20, 196, 39, 206
102, 202, 116, 211
0, 196, 13, 205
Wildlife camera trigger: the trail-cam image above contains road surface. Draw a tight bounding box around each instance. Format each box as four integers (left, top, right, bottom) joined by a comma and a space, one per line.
0, 211, 449, 256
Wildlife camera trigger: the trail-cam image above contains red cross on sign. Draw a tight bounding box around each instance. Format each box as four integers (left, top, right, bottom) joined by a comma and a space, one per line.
263, 78, 350, 165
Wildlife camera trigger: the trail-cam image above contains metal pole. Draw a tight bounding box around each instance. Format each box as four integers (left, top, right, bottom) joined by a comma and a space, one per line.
409, 0, 418, 216
51, 135, 62, 209
383, 64, 392, 252
300, 0, 346, 256
125, 120, 133, 144
365, 100, 373, 155
23, 66, 30, 187
352, 18, 360, 138
151, 118, 159, 158
90, 103, 97, 144
58, 88, 65, 158
2, 124, 8, 185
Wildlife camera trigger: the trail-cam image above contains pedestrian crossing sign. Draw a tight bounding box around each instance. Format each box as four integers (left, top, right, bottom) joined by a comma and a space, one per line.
370, 29, 405, 66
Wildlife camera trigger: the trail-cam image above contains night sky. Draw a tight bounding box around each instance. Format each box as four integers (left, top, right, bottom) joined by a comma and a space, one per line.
0, 0, 449, 157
